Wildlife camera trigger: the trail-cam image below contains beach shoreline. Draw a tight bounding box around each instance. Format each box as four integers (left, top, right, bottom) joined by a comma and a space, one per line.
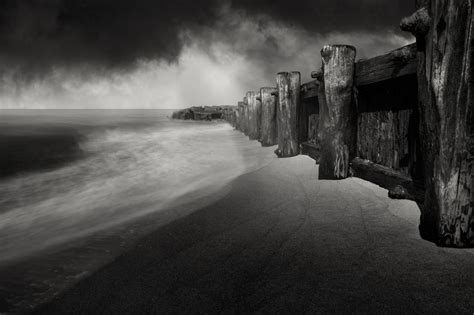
0, 114, 278, 313
0, 172, 242, 314
29, 155, 474, 314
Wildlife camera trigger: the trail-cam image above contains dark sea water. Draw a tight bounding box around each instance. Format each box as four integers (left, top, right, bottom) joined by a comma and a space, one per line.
0, 109, 276, 312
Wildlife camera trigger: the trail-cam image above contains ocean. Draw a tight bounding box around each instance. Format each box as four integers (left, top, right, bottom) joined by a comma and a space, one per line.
0, 109, 275, 264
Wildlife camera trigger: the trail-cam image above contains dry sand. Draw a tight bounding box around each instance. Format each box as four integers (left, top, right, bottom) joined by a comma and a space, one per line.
36, 155, 474, 313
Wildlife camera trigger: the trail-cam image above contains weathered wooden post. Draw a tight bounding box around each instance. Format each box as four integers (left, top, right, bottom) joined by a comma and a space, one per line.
235, 102, 244, 131
242, 95, 250, 136
248, 92, 262, 141
312, 69, 324, 147
318, 45, 356, 179
401, 0, 473, 246
255, 93, 263, 141
275, 72, 301, 157
259, 87, 278, 146
237, 101, 244, 132
247, 91, 259, 140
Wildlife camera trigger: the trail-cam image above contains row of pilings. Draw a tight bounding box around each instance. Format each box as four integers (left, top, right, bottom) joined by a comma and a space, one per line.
224, 0, 473, 248
228, 45, 356, 180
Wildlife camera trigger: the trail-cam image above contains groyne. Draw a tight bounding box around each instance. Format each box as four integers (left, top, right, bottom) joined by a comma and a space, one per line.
220, 0, 473, 248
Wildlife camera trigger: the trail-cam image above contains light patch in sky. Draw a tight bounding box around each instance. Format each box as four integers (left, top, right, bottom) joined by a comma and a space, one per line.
0, 44, 251, 109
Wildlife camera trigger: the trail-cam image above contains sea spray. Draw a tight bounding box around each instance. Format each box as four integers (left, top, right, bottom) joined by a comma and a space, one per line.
0, 110, 276, 263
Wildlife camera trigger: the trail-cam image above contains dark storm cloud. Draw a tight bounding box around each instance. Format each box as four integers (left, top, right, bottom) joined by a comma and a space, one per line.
0, 0, 222, 81
188, 0, 414, 86
0, 0, 414, 82
231, 0, 414, 34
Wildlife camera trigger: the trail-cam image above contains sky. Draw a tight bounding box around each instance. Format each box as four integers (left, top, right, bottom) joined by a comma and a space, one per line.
0, 0, 415, 109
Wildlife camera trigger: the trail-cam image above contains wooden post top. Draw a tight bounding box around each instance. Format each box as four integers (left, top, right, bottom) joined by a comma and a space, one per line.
321, 44, 356, 55
321, 45, 356, 65
277, 71, 301, 76
276, 72, 301, 88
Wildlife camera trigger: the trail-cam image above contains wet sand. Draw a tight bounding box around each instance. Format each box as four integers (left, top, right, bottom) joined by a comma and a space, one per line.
32, 155, 474, 313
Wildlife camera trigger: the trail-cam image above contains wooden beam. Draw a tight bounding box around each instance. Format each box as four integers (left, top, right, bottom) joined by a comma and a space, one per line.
351, 158, 424, 202
357, 109, 415, 173
300, 80, 318, 99
354, 43, 417, 87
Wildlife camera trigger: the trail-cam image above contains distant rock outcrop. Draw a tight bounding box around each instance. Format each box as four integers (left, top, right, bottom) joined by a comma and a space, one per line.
172, 106, 236, 121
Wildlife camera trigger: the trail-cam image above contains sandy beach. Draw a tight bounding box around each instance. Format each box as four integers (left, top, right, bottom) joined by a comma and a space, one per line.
32, 155, 474, 314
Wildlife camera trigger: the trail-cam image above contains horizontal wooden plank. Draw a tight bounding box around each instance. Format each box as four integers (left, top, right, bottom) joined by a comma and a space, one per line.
350, 157, 424, 202
300, 80, 318, 99
355, 43, 417, 87
357, 109, 414, 173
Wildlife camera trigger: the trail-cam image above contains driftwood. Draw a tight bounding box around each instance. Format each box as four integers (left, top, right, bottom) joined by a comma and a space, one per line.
275, 72, 301, 157
259, 87, 278, 146
401, 0, 473, 247
351, 158, 424, 202
318, 45, 357, 179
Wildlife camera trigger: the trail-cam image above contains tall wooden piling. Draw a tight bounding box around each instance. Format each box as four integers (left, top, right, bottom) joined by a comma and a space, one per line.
243, 95, 250, 136
401, 0, 473, 246
255, 93, 263, 141
240, 101, 246, 133
312, 70, 325, 148
275, 72, 301, 157
259, 87, 278, 146
246, 91, 259, 140
318, 45, 356, 179
236, 101, 245, 131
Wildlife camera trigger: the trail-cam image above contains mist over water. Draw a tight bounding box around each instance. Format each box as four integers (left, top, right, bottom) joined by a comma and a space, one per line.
0, 110, 275, 263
